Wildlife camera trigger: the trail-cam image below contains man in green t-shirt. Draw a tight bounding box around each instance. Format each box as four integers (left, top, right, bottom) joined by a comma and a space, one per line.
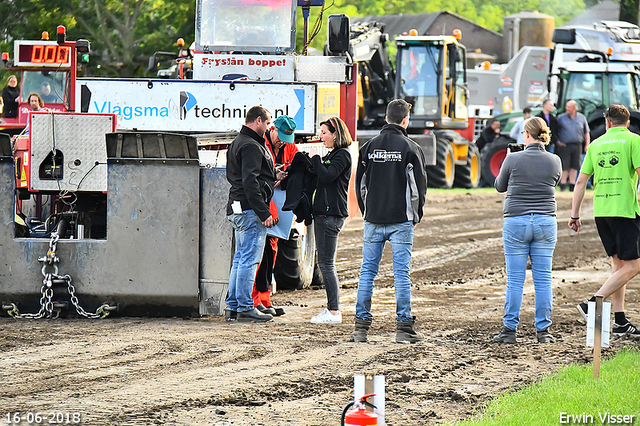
569, 105, 640, 337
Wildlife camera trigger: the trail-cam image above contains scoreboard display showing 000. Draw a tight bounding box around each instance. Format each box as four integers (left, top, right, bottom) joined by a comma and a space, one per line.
14, 40, 72, 68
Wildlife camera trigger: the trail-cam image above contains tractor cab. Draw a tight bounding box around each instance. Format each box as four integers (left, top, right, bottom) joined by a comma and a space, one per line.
2, 69, 68, 135
395, 33, 469, 132
552, 59, 640, 139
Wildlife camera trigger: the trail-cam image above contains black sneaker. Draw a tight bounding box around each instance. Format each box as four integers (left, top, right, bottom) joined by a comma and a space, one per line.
492, 326, 516, 343
256, 304, 277, 316
272, 306, 286, 316
612, 321, 640, 337
576, 302, 588, 321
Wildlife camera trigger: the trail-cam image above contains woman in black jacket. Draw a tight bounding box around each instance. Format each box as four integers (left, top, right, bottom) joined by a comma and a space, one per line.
1, 75, 20, 118
309, 116, 352, 324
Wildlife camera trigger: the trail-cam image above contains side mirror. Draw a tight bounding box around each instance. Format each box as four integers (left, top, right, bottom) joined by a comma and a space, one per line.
147, 56, 159, 74
327, 14, 350, 54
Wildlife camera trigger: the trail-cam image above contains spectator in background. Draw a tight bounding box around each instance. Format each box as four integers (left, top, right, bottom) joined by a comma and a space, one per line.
493, 117, 562, 344
40, 81, 57, 103
28, 93, 44, 111
556, 100, 590, 191
476, 118, 500, 152
308, 116, 353, 325
509, 107, 533, 145
536, 99, 558, 153
23, 94, 46, 136
1, 75, 20, 118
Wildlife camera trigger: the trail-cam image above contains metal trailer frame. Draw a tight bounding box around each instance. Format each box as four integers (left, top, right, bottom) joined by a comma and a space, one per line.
198, 165, 233, 316
0, 133, 213, 317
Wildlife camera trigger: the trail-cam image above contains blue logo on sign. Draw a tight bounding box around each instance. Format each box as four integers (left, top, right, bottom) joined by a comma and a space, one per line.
180, 91, 197, 119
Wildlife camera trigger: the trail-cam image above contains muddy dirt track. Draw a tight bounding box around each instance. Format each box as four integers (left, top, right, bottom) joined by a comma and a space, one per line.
1, 191, 639, 426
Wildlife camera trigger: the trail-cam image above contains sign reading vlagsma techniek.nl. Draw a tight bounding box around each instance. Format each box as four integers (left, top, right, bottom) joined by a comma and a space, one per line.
76, 79, 316, 133
559, 412, 636, 424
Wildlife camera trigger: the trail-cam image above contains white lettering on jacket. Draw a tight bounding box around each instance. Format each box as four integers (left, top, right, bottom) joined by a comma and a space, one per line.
368, 149, 402, 162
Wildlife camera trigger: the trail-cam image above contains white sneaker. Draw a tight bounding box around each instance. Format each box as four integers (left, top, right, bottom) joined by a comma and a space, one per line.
310, 309, 342, 324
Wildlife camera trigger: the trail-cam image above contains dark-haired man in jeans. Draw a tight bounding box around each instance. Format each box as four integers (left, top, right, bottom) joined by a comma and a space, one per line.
352, 99, 428, 343
226, 106, 280, 323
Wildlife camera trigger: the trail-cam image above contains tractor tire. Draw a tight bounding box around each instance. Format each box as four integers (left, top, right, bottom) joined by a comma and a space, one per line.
311, 261, 325, 289
454, 143, 481, 189
427, 138, 455, 189
274, 226, 316, 290
480, 137, 510, 187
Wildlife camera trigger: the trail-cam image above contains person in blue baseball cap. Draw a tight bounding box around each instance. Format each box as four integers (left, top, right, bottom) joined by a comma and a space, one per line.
273, 114, 296, 143
250, 114, 299, 317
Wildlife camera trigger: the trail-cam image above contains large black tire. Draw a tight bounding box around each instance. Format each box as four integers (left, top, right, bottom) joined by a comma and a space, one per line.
480, 137, 511, 187
454, 143, 481, 189
427, 138, 455, 189
274, 226, 317, 290
311, 261, 324, 289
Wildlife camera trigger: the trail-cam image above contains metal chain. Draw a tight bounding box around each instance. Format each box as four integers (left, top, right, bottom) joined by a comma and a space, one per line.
63, 274, 110, 319
7, 232, 110, 319
7, 284, 50, 319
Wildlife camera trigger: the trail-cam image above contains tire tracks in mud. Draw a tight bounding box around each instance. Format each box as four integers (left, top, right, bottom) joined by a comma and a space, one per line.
335, 194, 601, 289
3, 191, 634, 425
2, 320, 397, 423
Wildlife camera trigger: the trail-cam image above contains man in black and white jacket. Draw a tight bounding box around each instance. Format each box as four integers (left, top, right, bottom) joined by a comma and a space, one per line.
352, 99, 428, 344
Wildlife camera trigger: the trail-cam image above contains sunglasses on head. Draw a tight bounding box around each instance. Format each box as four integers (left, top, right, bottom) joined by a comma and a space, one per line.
323, 117, 337, 133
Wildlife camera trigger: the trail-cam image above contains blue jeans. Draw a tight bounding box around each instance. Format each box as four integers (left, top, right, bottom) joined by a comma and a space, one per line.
502, 214, 557, 331
355, 221, 414, 322
226, 210, 268, 312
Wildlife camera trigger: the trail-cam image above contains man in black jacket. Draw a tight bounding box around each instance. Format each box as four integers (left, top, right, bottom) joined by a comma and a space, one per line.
225, 106, 278, 323
476, 118, 500, 152
352, 99, 428, 344
536, 99, 558, 152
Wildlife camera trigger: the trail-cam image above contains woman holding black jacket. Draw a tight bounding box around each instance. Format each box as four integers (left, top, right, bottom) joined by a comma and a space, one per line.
309, 116, 352, 324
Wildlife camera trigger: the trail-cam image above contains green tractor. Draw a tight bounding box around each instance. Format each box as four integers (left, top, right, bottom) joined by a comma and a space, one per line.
481, 46, 640, 186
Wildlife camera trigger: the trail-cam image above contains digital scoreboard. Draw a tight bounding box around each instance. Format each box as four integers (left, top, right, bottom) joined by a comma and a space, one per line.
13, 40, 72, 68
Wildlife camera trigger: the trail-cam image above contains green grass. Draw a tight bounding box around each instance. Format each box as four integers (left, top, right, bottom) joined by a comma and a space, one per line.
452, 349, 640, 426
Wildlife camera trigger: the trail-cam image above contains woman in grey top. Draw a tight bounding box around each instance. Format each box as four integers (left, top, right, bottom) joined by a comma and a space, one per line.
493, 117, 562, 344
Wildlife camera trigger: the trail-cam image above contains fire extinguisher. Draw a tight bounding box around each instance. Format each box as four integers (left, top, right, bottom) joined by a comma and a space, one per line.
341, 393, 378, 426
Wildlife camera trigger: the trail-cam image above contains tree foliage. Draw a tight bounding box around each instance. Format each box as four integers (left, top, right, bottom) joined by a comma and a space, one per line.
1, 0, 587, 83
299, 0, 586, 53
0, 0, 194, 79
